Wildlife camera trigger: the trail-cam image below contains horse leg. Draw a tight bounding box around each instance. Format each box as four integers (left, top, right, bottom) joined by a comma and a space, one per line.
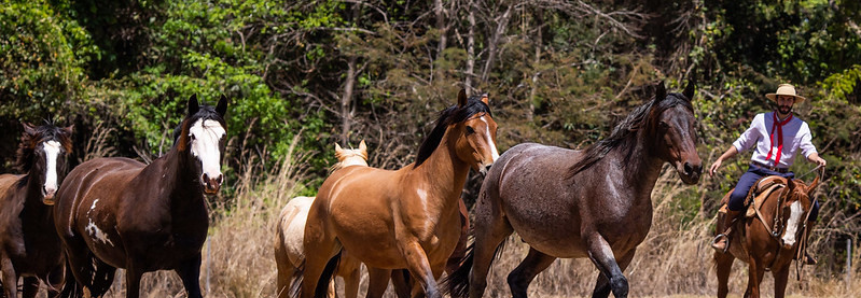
175, 255, 204, 298
507, 247, 557, 298
1, 256, 18, 298
591, 248, 636, 298
125, 262, 143, 298
44, 265, 65, 298
275, 259, 295, 298
22, 276, 39, 298
339, 254, 362, 298
390, 269, 412, 298
584, 233, 627, 298
300, 235, 340, 298
773, 265, 790, 298
715, 250, 735, 298
398, 241, 439, 298
366, 267, 393, 298
744, 257, 765, 298
466, 207, 514, 298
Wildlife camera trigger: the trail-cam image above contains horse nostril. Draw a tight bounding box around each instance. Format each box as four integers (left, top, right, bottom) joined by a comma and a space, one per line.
485, 164, 492, 171
215, 174, 223, 185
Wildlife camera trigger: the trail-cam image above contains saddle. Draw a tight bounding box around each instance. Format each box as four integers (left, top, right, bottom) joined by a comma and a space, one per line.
718, 176, 788, 216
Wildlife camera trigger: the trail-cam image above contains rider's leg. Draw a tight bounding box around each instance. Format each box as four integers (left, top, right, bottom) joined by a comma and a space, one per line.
713, 167, 762, 253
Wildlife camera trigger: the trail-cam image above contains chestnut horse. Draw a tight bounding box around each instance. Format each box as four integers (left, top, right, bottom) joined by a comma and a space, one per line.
444, 81, 702, 298
0, 122, 73, 298
54, 95, 228, 298
714, 170, 821, 298
297, 90, 498, 298
276, 140, 473, 298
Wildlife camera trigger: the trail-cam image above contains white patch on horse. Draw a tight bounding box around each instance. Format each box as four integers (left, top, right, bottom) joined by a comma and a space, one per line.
85, 218, 115, 247
416, 187, 432, 232
480, 117, 500, 162
90, 199, 99, 211
781, 200, 804, 246
189, 119, 226, 184
43, 140, 61, 195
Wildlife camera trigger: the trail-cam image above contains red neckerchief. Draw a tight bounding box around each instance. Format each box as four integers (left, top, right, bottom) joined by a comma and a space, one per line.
765, 112, 793, 167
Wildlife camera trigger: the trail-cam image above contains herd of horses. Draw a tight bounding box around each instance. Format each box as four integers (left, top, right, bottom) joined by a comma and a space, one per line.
0, 82, 821, 298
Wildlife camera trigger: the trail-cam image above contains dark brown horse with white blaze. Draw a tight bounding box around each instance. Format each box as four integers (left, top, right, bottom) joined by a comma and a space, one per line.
443, 81, 702, 298
54, 95, 228, 298
714, 171, 821, 298
0, 122, 73, 298
297, 90, 499, 298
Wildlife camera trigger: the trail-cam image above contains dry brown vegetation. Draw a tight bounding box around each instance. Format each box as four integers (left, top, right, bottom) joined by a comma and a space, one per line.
77, 147, 860, 298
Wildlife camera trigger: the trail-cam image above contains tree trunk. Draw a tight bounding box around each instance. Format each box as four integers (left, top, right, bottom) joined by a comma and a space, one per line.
527, 9, 543, 123
481, 3, 513, 82
465, 0, 476, 96
435, 0, 447, 60
341, 4, 362, 145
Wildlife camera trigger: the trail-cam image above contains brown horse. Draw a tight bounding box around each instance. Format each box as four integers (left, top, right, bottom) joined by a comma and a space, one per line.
297, 90, 498, 298
53, 95, 228, 298
0, 122, 73, 298
444, 81, 702, 298
714, 171, 821, 298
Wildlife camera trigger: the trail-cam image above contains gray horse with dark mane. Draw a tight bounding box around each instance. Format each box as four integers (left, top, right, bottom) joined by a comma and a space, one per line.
444, 81, 702, 298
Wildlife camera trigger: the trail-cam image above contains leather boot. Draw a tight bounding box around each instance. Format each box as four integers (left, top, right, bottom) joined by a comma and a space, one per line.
794, 221, 817, 265
712, 210, 741, 253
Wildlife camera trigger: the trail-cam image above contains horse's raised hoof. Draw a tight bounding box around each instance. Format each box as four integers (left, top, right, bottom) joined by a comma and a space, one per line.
711, 234, 730, 253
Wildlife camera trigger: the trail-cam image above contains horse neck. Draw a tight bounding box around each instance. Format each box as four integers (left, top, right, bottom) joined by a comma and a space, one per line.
614, 129, 666, 196
158, 146, 208, 217
409, 129, 471, 208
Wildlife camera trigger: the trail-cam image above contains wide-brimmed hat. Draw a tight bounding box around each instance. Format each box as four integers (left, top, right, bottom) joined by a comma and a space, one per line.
766, 84, 806, 103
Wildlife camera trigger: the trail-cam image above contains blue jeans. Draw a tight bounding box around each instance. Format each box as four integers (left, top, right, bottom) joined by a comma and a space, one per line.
728, 165, 820, 221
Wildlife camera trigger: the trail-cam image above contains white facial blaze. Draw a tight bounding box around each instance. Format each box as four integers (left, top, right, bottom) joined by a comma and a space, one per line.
480, 117, 500, 162
781, 201, 804, 246
189, 119, 226, 184
43, 140, 61, 195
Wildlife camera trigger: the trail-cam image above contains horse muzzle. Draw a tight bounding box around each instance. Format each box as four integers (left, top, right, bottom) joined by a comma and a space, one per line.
202, 173, 224, 195
677, 160, 702, 184
42, 186, 57, 205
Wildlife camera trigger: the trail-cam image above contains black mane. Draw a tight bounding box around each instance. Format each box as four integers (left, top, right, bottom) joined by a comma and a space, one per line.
568, 92, 693, 177
414, 96, 492, 168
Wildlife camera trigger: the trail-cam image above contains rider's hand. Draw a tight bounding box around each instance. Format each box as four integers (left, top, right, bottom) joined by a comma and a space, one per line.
709, 159, 722, 178
814, 156, 827, 167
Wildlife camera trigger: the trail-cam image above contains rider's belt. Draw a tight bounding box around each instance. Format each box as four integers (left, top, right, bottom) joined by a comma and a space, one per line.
751, 161, 789, 173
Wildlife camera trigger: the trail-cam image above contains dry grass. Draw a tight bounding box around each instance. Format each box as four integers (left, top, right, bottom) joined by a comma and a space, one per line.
79, 155, 859, 298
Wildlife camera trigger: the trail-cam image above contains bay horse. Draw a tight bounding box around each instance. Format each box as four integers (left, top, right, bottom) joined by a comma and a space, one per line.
297, 90, 498, 298
276, 140, 473, 298
0, 122, 73, 298
714, 170, 821, 298
444, 81, 702, 298
53, 95, 228, 298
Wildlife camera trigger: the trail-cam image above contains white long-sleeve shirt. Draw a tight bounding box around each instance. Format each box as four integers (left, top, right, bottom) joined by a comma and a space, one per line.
732, 112, 818, 169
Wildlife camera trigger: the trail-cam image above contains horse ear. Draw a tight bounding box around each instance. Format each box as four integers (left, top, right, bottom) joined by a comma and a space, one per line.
480, 93, 489, 105
683, 79, 695, 101
216, 94, 229, 116
335, 143, 344, 154
22, 122, 37, 136
359, 140, 367, 154
187, 94, 200, 115
62, 125, 74, 136
654, 81, 667, 102
457, 88, 467, 108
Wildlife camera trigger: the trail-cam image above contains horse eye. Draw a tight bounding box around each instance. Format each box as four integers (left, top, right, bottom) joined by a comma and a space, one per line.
465, 126, 475, 134
660, 122, 670, 129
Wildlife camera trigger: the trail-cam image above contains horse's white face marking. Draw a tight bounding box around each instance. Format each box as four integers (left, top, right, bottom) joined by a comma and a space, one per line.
781, 200, 804, 246
189, 119, 226, 184
85, 218, 115, 247
42, 140, 61, 196
480, 117, 500, 162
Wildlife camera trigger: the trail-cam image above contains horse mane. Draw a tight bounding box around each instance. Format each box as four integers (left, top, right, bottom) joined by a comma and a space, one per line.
414, 96, 492, 168
15, 120, 72, 173
567, 92, 693, 177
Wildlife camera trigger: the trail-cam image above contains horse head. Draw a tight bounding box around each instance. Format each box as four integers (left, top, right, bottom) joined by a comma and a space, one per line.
649, 81, 702, 184
777, 177, 818, 249
333, 140, 369, 170
17, 121, 73, 205
452, 90, 499, 175
176, 94, 228, 195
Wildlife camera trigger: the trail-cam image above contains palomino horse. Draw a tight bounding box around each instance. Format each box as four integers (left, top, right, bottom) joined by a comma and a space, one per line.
298, 90, 498, 298
54, 95, 228, 298
444, 81, 702, 298
0, 122, 73, 298
276, 141, 369, 298
714, 170, 821, 298
276, 141, 473, 298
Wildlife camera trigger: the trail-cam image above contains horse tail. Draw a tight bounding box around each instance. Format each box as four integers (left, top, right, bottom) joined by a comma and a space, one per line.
442, 238, 507, 298
287, 261, 304, 298
314, 250, 342, 298
59, 265, 83, 298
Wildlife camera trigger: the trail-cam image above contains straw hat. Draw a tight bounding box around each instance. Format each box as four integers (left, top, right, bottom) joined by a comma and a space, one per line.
765, 84, 806, 103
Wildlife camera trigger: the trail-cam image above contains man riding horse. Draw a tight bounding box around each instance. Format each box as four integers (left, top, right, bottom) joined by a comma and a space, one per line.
709, 83, 826, 264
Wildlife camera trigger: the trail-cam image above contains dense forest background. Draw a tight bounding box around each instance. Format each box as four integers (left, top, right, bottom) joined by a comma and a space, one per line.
2, 0, 860, 296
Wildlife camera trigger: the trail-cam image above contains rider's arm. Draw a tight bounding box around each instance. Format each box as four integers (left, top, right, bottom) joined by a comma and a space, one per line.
710, 114, 762, 177
709, 146, 739, 177
798, 122, 827, 167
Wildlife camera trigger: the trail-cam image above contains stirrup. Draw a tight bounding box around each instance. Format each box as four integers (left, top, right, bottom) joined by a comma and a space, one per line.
711, 234, 730, 254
